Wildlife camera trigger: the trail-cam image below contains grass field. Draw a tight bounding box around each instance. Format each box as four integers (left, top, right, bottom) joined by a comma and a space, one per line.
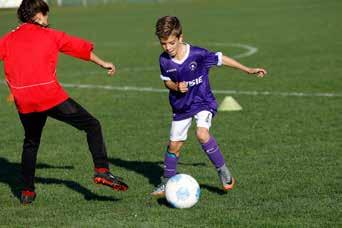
0, 0, 341, 227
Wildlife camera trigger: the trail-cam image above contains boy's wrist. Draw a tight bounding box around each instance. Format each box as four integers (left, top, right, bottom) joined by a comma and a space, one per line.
174, 82, 179, 92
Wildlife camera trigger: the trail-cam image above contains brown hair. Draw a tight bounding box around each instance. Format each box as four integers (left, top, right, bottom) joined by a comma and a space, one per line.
17, 0, 49, 23
155, 16, 182, 39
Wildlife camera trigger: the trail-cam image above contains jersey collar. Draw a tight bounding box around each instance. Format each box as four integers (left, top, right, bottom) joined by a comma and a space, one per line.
171, 43, 190, 65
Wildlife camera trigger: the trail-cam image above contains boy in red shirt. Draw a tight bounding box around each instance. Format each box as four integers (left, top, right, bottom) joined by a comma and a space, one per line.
0, 0, 128, 204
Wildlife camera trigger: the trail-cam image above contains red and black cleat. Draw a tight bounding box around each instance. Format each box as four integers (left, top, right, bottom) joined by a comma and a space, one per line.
94, 168, 128, 192
20, 190, 36, 205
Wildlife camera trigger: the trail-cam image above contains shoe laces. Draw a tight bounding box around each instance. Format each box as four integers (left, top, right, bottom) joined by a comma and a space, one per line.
218, 169, 231, 184
155, 182, 166, 191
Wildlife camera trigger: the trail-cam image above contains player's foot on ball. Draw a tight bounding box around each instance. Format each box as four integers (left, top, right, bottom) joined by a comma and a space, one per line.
20, 190, 36, 205
151, 177, 169, 196
94, 168, 128, 191
151, 182, 166, 196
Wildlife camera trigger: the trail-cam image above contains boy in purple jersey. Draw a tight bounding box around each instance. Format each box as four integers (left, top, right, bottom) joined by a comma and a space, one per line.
151, 16, 267, 196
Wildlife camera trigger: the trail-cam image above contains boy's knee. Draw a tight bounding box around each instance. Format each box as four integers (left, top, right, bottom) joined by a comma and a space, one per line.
91, 118, 101, 127
23, 138, 41, 154
85, 118, 102, 131
196, 128, 210, 144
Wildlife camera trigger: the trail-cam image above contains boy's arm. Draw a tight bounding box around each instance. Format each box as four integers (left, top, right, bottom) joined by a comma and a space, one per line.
222, 55, 267, 77
55, 32, 115, 76
90, 52, 115, 76
164, 80, 188, 93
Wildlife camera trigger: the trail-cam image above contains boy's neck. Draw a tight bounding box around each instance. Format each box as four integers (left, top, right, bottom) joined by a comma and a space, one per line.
173, 43, 188, 61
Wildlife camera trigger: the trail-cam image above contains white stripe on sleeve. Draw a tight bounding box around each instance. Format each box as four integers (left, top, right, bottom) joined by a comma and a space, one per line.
216, 52, 223, 66
160, 75, 171, 81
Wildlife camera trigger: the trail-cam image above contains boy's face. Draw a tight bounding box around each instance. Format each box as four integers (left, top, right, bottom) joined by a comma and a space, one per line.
159, 34, 183, 57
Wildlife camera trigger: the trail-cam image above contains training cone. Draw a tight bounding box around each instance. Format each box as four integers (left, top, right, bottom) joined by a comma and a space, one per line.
218, 96, 242, 111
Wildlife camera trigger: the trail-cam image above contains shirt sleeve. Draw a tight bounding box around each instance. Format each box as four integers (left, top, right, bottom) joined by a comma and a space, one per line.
55, 31, 94, 61
159, 57, 171, 81
202, 48, 223, 68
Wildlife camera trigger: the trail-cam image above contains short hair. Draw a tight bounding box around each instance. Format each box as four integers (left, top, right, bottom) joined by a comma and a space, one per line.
155, 16, 182, 39
17, 0, 49, 23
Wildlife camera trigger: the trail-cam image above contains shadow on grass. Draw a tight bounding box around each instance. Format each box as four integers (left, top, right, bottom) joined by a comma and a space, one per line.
35, 177, 119, 202
200, 184, 227, 195
157, 197, 173, 208
0, 157, 118, 202
156, 184, 226, 207
108, 158, 163, 186
108, 157, 207, 187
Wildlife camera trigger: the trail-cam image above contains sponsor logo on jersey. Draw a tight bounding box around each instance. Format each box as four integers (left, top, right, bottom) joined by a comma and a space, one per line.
185, 75, 203, 87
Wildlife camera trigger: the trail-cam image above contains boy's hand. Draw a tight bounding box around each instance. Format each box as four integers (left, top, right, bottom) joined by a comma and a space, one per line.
101, 62, 116, 76
177, 81, 188, 93
248, 68, 267, 77
90, 53, 116, 76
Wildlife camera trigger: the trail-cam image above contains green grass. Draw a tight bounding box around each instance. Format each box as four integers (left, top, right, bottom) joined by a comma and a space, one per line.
0, 0, 341, 227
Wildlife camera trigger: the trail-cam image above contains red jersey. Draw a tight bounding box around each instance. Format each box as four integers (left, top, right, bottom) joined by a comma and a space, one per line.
0, 23, 93, 113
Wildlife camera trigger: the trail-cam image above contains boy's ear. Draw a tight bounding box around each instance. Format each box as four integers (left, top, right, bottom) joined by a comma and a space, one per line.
179, 34, 184, 43
32, 12, 44, 23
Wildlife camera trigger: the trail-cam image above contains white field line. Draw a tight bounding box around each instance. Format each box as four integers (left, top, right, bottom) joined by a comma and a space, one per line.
208, 43, 258, 59
2, 42, 341, 98
100, 42, 258, 59
61, 83, 342, 98
65, 42, 257, 76
1, 80, 340, 97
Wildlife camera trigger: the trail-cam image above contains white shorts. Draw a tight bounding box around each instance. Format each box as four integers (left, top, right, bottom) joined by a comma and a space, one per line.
170, 110, 213, 141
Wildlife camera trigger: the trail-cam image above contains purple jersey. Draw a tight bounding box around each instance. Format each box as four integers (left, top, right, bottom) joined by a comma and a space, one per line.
159, 44, 222, 120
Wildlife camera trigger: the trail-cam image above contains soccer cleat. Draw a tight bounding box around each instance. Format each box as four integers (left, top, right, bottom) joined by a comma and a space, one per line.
151, 182, 166, 196
222, 177, 236, 191
20, 190, 36, 205
94, 170, 128, 192
151, 177, 168, 196
218, 167, 235, 191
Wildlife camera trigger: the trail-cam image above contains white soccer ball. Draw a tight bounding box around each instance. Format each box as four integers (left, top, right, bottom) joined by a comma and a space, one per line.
165, 174, 200, 209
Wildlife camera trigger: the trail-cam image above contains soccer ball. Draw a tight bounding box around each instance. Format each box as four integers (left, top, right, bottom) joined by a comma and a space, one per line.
165, 174, 200, 209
